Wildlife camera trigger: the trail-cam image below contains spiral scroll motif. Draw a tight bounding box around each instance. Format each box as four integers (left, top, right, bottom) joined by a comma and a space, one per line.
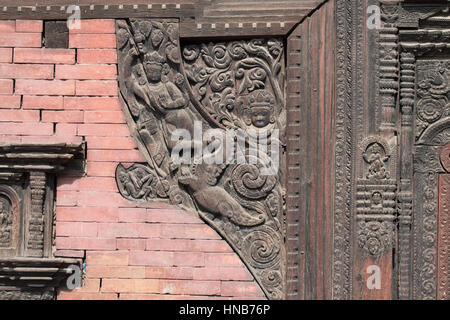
232, 164, 277, 200
243, 228, 281, 269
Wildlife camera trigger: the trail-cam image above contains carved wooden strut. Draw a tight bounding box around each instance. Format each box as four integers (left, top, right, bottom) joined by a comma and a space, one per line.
115, 19, 287, 299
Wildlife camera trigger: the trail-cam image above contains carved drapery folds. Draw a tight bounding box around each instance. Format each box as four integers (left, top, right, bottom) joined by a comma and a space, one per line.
0, 143, 85, 300
115, 19, 286, 299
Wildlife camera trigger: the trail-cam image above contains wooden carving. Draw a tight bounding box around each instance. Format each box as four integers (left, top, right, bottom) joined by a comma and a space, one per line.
0, 143, 85, 300
0, 186, 19, 255
115, 19, 286, 299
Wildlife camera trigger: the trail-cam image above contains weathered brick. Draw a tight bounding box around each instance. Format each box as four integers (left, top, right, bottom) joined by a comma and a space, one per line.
77, 124, 130, 137
55, 64, 117, 80
74, 278, 101, 293
15, 80, 75, 95
54, 250, 85, 258
173, 252, 205, 267
22, 95, 64, 110
56, 207, 119, 222
0, 79, 13, 95
70, 19, 115, 34
0, 63, 53, 79
0, 48, 12, 63
84, 111, 124, 123
56, 190, 78, 206
159, 224, 222, 240
58, 292, 117, 300
56, 237, 116, 250
220, 281, 265, 297
77, 177, 117, 192
0, 21, 15, 33
64, 96, 121, 110
0, 33, 42, 47
102, 279, 159, 294
97, 223, 140, 238
56, 222, 98, 237
160, 280, 221, 296
145, 209, 203, 224
118, 208, 147, 223
146, 239, 232, 253
117, 238, 146, 250
42, 110, 84, 123
55, 123, 77, 136
0, 110, 40, 122
76, 80, 118, 96
0, 122, 53, 135
86, 161, 119, 177
85, 137, 136, 150
14, 48, 75, 64
192, 267, 254, 281
205, 253, 244, 267
86, 266, 146, 279
87, 150, 143, 162
19, 135, 82, 145
77, 49, 117, 64
129, 251, 174, 267
69, 33, 116, 49
86, 251, 129, 266
16, 20, 43, 33
76, 191, 137, 208
136, 224, 161, 238
118, 294, 225, 300
145, 267, 194, 280
0, 95, 21, 109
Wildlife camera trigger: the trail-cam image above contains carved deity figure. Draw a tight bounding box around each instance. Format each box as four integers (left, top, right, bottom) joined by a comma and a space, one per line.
364, 142, 390, 180
124, 48, 195, 151
244, 90, 276, 129
0, 198, 12, 246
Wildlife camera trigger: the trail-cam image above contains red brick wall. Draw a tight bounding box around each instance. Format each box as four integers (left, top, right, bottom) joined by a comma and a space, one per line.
0, 19, 265, 300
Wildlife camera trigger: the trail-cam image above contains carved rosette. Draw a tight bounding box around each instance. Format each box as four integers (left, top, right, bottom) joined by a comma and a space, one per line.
415, 60, 450, 142
115, 19, 286, 299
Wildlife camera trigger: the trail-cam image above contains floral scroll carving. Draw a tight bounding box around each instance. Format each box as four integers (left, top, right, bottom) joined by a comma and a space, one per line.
115, 19, 286, 299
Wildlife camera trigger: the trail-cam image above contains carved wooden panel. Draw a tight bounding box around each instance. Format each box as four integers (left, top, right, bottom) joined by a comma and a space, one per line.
0, 185, 21, 258
115, 19, 286, 299
438, 173, 450, 300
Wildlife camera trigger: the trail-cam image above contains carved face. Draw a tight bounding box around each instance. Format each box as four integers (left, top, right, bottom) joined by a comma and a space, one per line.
151, 30, 164, 48
145, 63, 162, 82
250, 107, 271, 128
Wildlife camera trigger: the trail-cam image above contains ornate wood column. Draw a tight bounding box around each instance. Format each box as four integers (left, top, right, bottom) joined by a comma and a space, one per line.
0, 142, 85, 300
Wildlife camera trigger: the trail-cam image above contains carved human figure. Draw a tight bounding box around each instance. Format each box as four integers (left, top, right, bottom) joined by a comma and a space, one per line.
119, 167, 154, 200
124, 47, 195, 151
